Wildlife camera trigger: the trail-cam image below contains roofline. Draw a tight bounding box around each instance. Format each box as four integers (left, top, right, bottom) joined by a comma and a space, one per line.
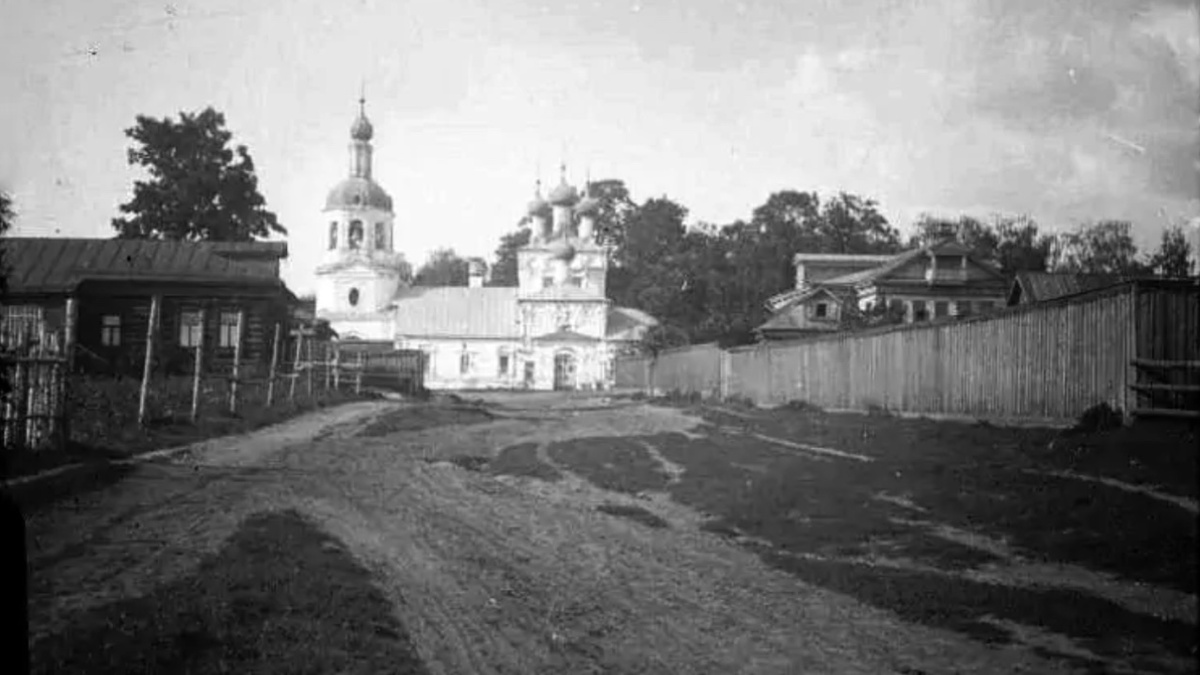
792, 253, 897, 265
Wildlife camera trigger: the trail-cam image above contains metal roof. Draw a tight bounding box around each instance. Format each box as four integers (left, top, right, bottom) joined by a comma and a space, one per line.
391, 287, 521, 338
533, 328, 601, 343
1, 237, 283, 294
1010, 271, 1123, 304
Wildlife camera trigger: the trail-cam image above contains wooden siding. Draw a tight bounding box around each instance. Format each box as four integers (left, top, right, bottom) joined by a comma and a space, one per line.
614, 281, 1200, 423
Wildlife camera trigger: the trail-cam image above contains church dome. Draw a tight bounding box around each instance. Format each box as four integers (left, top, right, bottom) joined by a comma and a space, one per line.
575, 193, 600, 216
547, 181, 579, 206
548, 238, 576, 262
350, 112, 373, 141
325, 177, 393, 211
527, 196, 550, 217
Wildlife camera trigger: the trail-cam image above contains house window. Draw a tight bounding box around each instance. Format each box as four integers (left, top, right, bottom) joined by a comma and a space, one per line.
348, 288, 360, 307
329, 222, 338, 250
814, 302, 828, 318
934, 301, 949, 318
374, 223, 387, 249
100, 314, 121, 347
524, 360, 535, 384
956, 301, 972, 317
179, 310, 203, 347
911, 300, 929, 323
218, 311, 241, 348
888, 298, 905, 313
498, 353, 510, 376
419, 346, 433, 377
542, 276, 554, 289
567, 275, 583, 288
460, 351, 472, 375
348, 220, 364, 249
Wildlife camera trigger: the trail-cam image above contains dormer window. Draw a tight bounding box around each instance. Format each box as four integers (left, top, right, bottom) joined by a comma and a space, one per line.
814, 302, 828, 318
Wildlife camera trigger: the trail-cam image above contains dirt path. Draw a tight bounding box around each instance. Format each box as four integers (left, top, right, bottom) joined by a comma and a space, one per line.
26, 393, 1188, 673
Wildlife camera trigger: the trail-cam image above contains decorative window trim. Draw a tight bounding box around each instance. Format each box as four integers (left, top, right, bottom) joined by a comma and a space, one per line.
179, 310, 203, 347
100, 314, 121, 347
218, 311, 241, 348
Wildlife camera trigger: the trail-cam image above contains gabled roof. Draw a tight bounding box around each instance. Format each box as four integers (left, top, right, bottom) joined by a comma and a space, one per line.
606, 305, 659, 340
764, 285, 847, 312
1, 237, 284, 294
792, 253, 895, 265
518, 286, 608, 301
819, 239, 1003, 288
1008, 271, 1123, 304
391, 286, 521, 338
533, 329, 601, 343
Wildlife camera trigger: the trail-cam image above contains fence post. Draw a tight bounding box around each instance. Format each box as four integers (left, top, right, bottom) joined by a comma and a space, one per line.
306, 334, 314, 398
266, 323, 281, 407
137, 294, 162, 427
332, 343, 340, 390
190, 308, 206, 423
355, 351, 364, 395
228, 309, 244, 415
61, 296, 78, 450
289, 331, 303, 403
324, 341, 331, 391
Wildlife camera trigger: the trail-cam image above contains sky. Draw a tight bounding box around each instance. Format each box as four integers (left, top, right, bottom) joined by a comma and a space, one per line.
2, 0, 1198, 295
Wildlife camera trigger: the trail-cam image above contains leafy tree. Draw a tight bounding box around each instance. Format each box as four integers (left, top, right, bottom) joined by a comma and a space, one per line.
1147, 225, 1194, 278
816, 192, 903, 255
112, 107, 285, 241
1052, 220, 1151, 275
908, 215, 999, 263
641, 323, 691, 356
991, 215, 1054, 274
586, 179, 637, 249
412, 248, 469, 287
607, 196, 690, 323
487, 227, 531, 287
842, 299, 908, 332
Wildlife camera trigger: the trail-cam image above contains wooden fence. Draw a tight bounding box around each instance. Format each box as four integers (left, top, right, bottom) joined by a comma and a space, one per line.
615, 279, 1200, 424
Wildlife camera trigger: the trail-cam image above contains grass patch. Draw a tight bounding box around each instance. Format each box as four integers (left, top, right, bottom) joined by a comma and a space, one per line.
488, 443, 562, 482
547, 438, 669, 495
30, 509, 429, 675
357, 404, 494, 437
596, 502, 670, 529
5, 375, 375, 483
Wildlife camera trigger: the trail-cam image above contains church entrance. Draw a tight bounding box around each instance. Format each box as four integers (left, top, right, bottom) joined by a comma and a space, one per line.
553, 352, 576, 391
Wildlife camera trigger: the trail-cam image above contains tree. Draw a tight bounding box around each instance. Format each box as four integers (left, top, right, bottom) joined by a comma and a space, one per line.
908, 215, 999, 264
586, 179, 638, 249
487, 227, 531, 287
1052, 220, 1151, 275
816, 192, 903, 255
112, 107, 285, 241
412, 248, 469, 287
1147, 225, 1194, 278
991, 215, 1054, 274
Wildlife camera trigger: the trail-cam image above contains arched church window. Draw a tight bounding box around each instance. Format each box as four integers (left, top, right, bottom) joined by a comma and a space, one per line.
328, 222, 338, 250
348, 221, 364, 249
374, 222, 386, 249
348, 288, 360, 307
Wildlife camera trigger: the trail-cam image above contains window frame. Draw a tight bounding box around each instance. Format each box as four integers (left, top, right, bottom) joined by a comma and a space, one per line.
100, 314, 121, 347
218, 311, 241, 349
814, 302, 828, 319
329, 221, 338, 250
498, 352, 510, 376
374, 222, 387, 250
179, 310, 203, 348
348, 220, 364, 249
459, 351, 472, 375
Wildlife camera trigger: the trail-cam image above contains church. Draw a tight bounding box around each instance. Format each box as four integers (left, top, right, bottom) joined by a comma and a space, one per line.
314, 99, 657, 390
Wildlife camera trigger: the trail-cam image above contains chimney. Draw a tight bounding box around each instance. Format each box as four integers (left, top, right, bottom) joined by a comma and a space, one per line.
468, 259, 486, 288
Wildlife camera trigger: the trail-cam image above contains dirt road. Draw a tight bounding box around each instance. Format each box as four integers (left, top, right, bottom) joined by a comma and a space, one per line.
25, 393, 1193, 674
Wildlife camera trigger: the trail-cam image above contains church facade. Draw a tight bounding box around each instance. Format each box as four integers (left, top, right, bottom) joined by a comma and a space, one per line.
314, 100, 657, 390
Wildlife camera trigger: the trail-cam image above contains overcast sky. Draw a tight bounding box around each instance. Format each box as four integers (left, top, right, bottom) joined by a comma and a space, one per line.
2, 0, 1197, 294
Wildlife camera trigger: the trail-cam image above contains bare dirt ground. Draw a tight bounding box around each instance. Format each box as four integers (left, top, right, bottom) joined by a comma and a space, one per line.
25, 392, 1198, 674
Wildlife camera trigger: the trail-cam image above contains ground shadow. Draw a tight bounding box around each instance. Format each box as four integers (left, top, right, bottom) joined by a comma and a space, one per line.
30, 509, 429, 675
11, 461, 138, 513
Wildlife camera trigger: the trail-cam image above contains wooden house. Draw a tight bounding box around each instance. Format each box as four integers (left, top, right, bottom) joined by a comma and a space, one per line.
758, 239, 1010, 340
0, 237, 297, 375
1006, 271, 1124, 306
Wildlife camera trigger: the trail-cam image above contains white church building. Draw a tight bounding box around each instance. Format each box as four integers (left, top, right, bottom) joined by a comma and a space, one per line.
314, 99, 657, 390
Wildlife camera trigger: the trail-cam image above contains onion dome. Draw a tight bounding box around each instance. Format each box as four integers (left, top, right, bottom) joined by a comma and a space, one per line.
526, 181, 550, 216
575, 187, 600, 216
548, 238, 576, 262
350, 96, 373, 141
325, 177, 393, 211
548, 181, 578, 206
